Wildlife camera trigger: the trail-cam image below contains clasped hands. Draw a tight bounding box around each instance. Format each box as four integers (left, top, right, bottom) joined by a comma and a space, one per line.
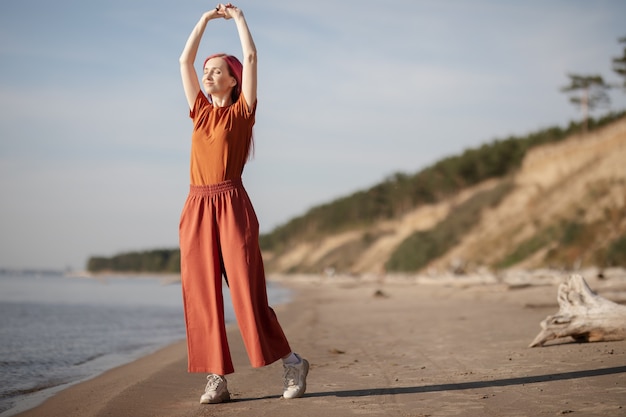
214, 3, 240, 19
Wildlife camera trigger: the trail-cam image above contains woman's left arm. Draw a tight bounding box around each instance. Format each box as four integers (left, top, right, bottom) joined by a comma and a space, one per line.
225, 6, 257, 109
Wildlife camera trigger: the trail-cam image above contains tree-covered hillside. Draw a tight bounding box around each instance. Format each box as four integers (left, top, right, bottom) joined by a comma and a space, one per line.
86, 111, 625, 273
87, 249, 180, 273
259, 112, 624, 253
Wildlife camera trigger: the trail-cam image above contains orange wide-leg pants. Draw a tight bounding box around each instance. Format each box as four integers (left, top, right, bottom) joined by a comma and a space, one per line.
179, 178, 291, 375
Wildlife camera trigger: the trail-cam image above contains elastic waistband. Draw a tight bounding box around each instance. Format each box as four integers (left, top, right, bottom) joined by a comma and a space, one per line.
189, 178, 243, 196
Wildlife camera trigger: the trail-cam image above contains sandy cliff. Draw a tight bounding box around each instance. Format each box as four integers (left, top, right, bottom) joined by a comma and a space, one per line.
265, 118, 626, 274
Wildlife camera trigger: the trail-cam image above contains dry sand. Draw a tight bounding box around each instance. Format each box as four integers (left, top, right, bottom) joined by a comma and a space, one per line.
14, 274, 626, 417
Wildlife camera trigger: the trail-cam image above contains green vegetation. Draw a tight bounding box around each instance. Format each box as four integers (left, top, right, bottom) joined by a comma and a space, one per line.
87, 249, 180, 273
561, 74, 611, 133
497, 221, 586, 270
260, 112, 625, 253
603, 235, 626, 267
612, 36, 626, 90
498, 220, 626, 270
386, 181, 513, 272
87, 36, 626, 274
87, 111, 625, 273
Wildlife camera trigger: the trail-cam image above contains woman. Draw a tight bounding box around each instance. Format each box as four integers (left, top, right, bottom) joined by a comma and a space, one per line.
178, 3, 308, 404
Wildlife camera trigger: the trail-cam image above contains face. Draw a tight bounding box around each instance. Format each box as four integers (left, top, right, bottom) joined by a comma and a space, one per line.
202, 57, 237, 97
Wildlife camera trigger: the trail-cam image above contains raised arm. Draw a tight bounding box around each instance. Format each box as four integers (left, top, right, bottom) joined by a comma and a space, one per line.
224, 6, 257, 109
179, 8, 222, 109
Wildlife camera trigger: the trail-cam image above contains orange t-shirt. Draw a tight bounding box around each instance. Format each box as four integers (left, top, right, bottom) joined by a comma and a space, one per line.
188, 91, 256, 185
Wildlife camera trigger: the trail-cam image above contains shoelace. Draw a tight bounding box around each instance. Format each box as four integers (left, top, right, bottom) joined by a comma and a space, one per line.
206, 375, 224, 391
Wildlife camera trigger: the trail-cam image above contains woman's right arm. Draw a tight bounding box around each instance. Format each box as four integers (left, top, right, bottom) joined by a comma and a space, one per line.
179, 8, 222, 109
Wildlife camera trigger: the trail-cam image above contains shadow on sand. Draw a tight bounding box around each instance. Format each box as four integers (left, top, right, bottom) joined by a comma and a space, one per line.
307, 365, 626, 399
232, 365, 626, 402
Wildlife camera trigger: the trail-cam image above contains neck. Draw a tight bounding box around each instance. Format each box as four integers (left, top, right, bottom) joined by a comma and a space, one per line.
210, 93, 232, 108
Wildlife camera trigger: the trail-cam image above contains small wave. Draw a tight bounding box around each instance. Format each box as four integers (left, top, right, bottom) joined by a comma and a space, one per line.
72, 353, 106, 367
1, 377, 70, 399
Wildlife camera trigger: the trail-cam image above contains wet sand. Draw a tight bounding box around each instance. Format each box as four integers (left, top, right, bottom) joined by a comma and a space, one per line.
15, 274, 626, 417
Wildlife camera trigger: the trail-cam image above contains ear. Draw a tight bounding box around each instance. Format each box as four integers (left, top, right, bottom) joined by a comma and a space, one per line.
230, 76, 237, 88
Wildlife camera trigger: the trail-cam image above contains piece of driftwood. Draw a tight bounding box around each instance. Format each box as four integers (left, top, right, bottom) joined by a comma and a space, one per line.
529, 274, 626, 347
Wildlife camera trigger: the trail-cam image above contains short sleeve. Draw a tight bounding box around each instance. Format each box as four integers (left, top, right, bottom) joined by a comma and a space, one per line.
235, 93, 257, 120
189, 91, 210, 120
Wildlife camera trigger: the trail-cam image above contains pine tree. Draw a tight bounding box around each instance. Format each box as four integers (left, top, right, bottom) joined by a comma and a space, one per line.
612, 36, 626, 91
560, 74, 610, 134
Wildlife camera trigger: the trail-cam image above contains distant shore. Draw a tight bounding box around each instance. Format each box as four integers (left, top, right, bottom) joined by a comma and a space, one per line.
64, 265, 626, 284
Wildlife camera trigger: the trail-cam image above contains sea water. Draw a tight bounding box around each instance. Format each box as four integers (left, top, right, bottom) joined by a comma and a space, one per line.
0, 270, 291, 416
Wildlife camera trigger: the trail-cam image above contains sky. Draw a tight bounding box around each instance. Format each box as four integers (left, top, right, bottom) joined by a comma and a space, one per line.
1, 0, 625, 270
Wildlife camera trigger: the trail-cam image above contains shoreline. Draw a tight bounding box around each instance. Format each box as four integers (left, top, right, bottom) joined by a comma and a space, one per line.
0, 339, 186, 417
12, 273, 626, 417
2, 277, 290, 417
0, 274, 290, 417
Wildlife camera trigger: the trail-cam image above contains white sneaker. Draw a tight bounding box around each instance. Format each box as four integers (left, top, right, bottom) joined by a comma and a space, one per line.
282, 354, 309, 399
200, 374, 230, 404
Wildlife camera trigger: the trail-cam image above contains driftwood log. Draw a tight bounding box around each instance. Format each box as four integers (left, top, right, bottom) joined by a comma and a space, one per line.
529, 274, 626, 347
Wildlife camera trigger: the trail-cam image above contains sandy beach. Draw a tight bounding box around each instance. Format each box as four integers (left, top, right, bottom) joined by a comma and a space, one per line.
14, 273, 626, 417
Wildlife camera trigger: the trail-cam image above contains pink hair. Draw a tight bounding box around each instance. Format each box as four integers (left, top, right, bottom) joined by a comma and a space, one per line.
203, 53, 243, 104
